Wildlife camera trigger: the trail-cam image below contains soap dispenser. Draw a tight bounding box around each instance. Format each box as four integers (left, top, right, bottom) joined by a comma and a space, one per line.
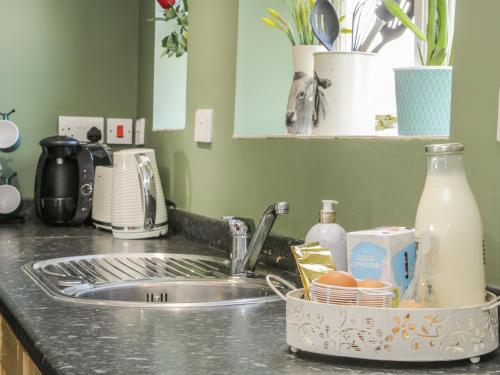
305, 200, 347, 271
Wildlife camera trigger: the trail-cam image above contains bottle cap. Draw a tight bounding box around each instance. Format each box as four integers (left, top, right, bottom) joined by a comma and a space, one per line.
320, 200, 338, 224
425, 143, 464, 154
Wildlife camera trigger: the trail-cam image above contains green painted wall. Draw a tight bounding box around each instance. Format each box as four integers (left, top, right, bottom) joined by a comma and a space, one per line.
0, 0, 140, 197
138, 0, 500, 284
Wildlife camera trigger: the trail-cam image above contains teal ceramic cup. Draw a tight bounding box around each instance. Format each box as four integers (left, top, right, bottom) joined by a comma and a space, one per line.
394, 67, 452, 136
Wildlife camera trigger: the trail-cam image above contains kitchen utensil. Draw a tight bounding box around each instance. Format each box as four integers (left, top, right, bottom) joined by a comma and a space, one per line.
358, 0, 400, 52
353, 0, 377, 51
111, 149, 167, 239
371, 0, 414, 53
351, 0, 367, 51
35, 135, 112, 225
92, 166, 113, 231
310, 0, 340, 51
0, 109, 20, 152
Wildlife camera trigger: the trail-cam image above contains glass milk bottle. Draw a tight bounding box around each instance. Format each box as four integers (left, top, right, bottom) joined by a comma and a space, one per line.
415, 143, 486, 308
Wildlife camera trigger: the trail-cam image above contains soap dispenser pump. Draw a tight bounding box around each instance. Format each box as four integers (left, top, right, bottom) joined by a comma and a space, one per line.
305, 200, 347, 271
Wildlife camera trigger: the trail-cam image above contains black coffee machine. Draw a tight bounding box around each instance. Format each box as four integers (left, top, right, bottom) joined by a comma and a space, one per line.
34, 130, 112, 225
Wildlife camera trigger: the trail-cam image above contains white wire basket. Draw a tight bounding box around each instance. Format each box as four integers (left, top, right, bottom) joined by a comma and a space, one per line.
266, 275, 500, 363
310, 279, 393, 308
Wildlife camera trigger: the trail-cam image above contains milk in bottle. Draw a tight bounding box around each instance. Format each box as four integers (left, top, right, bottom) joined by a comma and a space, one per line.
415, 143, 485, 308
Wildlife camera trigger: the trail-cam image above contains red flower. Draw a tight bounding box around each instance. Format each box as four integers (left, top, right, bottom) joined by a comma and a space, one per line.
157, 0, 176, 9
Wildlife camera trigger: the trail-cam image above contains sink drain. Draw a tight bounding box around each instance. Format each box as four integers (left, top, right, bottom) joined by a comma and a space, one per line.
146, 293, 168, 303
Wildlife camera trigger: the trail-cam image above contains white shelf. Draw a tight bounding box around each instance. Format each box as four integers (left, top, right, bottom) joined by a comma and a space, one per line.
233, 133, 450, 141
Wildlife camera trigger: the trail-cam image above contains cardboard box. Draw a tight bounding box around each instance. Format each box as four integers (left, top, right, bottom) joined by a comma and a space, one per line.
347, 227, 416, 297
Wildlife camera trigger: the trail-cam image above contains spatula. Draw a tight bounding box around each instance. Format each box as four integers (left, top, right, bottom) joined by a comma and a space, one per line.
370, 0, 414, 53
358, 0, 401, 52
310, 0, 340, 51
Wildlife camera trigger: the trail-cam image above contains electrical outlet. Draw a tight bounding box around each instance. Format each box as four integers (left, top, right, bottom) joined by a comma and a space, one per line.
194, 109, 213, 143
135, 118, 145, 146
107, 118, 133, 145
58, 116, 104, 142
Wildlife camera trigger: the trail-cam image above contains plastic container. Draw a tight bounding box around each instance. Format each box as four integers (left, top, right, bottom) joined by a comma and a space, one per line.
305, 200, 347, 271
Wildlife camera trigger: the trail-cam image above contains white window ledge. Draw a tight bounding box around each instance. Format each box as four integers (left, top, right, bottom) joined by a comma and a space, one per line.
233, 134, 450, 141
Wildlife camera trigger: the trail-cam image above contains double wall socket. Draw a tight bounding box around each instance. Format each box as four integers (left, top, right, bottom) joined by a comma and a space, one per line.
58, 116, 105, 142
59, 116, 139, 145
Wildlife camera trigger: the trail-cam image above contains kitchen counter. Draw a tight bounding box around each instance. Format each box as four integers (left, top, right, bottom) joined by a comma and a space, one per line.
0, 218, 499, 375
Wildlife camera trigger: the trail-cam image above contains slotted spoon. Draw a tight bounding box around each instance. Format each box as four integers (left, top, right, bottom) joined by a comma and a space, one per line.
310, 0, 340, 51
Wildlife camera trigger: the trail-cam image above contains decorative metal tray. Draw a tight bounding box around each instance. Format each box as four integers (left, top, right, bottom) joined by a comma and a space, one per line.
267, 276, 500, 363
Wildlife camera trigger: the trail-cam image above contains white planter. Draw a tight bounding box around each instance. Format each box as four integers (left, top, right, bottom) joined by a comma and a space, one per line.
313, 52, 378, 136
286, 45, 325, 135
394, 66, 453, 136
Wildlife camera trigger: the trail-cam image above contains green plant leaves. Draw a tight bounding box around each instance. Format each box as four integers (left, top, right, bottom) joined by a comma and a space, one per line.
436, 0, 448, 52
428, 47, 446, 66
261, 0, 320, 46
426, 0, 437, 63
156, 2, 188, 58
384, 0, 451, 66
164, 8, 176, 20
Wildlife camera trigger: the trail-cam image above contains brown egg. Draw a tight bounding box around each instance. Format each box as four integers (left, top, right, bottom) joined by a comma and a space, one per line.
358, 279, 385, 288
318, 271, 357, 287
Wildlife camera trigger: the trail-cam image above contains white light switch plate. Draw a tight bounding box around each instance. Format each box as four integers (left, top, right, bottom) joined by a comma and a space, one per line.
58, 116, 104, 142
107, 118, 133, 145
135, 118, 146, 146
497, 89, 500, 142
194, 109, 213, 143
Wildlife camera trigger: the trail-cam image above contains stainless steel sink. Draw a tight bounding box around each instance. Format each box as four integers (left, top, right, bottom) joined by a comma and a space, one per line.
23, 253, 285, 308
73, 279, 279, 307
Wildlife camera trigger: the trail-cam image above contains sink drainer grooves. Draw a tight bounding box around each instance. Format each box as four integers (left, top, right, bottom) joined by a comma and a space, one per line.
27, 253, 228, 286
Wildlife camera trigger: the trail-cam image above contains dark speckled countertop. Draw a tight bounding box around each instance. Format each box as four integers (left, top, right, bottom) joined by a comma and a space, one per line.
0, 217, 499, 375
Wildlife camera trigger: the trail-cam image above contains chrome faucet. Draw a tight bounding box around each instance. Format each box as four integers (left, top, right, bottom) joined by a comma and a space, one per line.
222, 202, 289, 275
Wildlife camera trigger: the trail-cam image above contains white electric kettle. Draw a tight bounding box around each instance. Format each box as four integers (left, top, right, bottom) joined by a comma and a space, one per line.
111, 149, 167, 239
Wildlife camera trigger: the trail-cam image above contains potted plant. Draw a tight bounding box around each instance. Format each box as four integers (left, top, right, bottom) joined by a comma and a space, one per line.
153, 0, 188, 58
384, 0, 453, 136
261, 1, 326, 135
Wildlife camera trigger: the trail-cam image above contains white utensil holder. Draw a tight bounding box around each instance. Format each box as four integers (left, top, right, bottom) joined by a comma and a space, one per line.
313, 52, 378, 136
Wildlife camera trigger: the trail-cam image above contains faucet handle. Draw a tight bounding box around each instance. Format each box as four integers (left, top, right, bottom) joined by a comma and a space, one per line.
221, 216, 255, 236
221, 216, 252, 237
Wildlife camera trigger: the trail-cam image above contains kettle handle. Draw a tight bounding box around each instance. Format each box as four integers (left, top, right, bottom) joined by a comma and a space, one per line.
135, 154, 157, 230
